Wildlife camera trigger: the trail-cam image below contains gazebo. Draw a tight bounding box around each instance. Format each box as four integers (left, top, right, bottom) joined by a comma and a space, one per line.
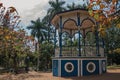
51, 8, 106, 77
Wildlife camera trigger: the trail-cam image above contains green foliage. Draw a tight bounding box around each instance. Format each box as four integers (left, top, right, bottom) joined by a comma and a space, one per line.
39, 42, 54, 70
73, 39, 78, 46
48, 0, 66, 17
107, 53, 120, 65
104, 27, 120, 53
107, 65, 120, 69
67, 2, 87, 10
27, 18, 48, 43
114, 48, 120, 53
105, 26, 120, 65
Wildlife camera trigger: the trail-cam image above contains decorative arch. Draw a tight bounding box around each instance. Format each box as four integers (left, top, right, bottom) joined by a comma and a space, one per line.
63, 18, 78, 30
81, 17, 95, 27
85, 31, 93, 38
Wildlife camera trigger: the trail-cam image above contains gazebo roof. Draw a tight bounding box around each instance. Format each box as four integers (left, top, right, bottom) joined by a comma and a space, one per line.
53, 8, 88, 16
51, 8, 93, 30
51, 8, 96, 37
51, 8, 90, 30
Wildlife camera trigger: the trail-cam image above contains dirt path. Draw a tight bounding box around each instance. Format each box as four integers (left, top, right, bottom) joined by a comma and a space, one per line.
0, 69, 120, 80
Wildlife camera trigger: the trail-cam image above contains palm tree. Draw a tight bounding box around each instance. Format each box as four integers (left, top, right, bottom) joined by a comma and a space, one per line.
43, 0, 66, 42
67, 2, 86, 10
42, 14, 54, 43
27, 18, 47, 71
47, 0, 66, 18
27, 18, 47, 43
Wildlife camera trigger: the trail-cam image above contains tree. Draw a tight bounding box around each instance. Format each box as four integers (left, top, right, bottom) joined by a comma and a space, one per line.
88, 0, 120, 38
67, 2, 85, 10
87, 0, 120, 65
0, 3, 20, 29
47, 0, 66, 18
42, 15, 54, 43
27, 18, 47, 43
27, 18, 48, 71
104, 26, 120, 52
39, 41, 54, 70
42, 0, 66, 43
104, 27, 120, 65
0, 2, 33, 74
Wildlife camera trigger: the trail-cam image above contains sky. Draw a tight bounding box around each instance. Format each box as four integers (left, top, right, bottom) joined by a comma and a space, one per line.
0, 0, 85, 29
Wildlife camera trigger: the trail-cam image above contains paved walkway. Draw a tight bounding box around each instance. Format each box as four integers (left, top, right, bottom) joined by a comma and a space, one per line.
0, 69, 120, 80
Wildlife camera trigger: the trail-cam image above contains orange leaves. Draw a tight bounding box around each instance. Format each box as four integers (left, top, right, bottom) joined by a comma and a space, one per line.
88, 9, 94, 16
26, 36, 35, 41
88, 4, 93, 8
117, 23, 120, 28
0, 27, 25, 44
5, 35, 10, 40
0, 2, 20, 28
113, 48, 120, 54
88, 0, 118, 18
100, 4, 105, 9
90, 0, 93, 3
93, 13, 99, 21
104, 0, 109, 3
0, 28, 3, 35
0, 3, 3, 7
14, 16, 20, 18
98, 25, 106, 37
112, 0, 118, 4
88, 0, 119, 38
9, 6, 16, 13
99, 15, 106, 22
4, 12, 9, 20
96, 0, 101, 5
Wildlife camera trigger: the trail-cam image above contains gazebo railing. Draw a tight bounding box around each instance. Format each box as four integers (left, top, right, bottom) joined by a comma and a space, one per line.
55, 47, 78, 57
55, 46, 104, 57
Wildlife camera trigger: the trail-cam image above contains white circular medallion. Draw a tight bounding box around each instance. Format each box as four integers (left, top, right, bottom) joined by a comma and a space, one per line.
86, 62, 96, 73
64, 62, 74, 73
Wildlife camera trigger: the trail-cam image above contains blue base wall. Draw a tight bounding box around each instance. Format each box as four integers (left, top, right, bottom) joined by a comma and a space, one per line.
52, 58, 106, 77
82, 60, 99, 76
52, 60, 58, 76
61, 60, 78, 77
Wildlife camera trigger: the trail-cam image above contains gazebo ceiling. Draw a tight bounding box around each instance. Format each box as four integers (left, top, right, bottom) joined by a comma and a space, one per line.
63, 20, 78, 30
80, 19, 95, 29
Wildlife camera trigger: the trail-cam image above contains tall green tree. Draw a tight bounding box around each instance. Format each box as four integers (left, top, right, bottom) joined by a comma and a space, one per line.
104, 27, 120, 65
42, 15, 54, 43
43, 0, 66, 42
104, 27, 120, 53
67, 2, 83, 10
27, 18, 48, 71
47, 0, 66, 18
27, 18, 47, 43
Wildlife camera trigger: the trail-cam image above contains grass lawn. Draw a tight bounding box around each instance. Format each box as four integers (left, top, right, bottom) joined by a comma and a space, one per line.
107, 65, 120, 69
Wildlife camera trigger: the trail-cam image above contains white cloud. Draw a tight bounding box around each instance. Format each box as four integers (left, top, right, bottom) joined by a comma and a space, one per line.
0, 0, 84, 32
1, 0, 49, 27
20, 0, 49, 26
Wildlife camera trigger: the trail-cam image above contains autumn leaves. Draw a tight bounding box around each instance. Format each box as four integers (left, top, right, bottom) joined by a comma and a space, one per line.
88, 0, 119, 37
